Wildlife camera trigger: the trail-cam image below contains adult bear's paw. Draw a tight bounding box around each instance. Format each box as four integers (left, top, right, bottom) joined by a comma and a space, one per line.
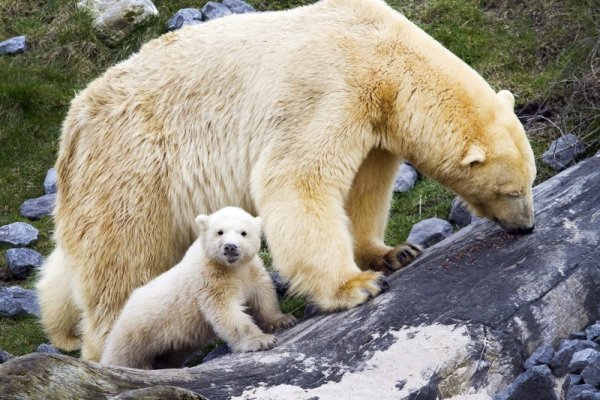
322, 271, 388, 310
368, 243, 422, 275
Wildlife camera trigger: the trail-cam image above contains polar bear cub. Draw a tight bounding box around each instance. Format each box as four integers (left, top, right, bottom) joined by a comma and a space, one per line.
101, 207, 296, 369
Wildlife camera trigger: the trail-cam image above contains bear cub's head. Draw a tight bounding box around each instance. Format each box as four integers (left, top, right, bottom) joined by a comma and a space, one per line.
195, 207, 262, 267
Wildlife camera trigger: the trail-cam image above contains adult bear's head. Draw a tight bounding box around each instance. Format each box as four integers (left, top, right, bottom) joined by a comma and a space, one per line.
453, 90, 536, 234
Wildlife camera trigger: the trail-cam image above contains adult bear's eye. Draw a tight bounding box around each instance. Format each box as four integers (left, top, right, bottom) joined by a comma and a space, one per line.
241, 231, 247, 237
218, 230, 223, 236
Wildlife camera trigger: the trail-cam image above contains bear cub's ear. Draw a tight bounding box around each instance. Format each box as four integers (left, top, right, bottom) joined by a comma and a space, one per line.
195, 215, 210, 232
497, 90, 515, 109
254, 216, 262, 230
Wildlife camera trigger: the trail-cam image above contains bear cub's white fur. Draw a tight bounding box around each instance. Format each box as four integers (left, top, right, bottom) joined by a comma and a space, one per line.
101, 207, 296, 369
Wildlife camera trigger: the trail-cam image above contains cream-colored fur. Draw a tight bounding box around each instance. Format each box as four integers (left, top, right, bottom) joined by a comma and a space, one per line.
101, 207, 295, 369
37, 0, 535, 360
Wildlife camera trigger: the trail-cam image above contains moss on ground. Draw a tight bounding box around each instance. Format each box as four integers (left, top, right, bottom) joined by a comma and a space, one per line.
0, 0, 597, 356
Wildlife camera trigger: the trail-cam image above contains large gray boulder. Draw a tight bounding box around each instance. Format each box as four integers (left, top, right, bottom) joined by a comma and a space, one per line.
0, 222, 38, 247
1, 152, 600, 399
78, 0, 158, 47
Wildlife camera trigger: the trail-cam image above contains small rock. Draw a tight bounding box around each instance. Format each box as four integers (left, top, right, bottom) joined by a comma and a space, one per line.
492, 365, 557, 400
581, 358, 600, 387
203, 344, 229, 362
269, 271, 289, 298
586, 324, 600, 343
0, 350, 14, 364
0, 286, 40, 318
5, 248, 44, 279
201, 2, 232, 21
223, 0, 255, 14
563, 374, 584, 397
79, 0, 159, 47
524, 345, 554, 369
393, 162, 418, 193
551, 340, 600, 376
0, 36, 27, 55
542, 134, 586, 171
571, 332, 588, 340
20, 193, 56, 220
582, 391, 600, 400
0, 222, 39, 247
43, 168, 58, 194
303, 303, 320, 317
406, 218, 453, 248
166, 8, 203, 31
569, 349, 600, 374
568, 385, 599, 400
36, 344, 61, 354
448, 197, 472, 228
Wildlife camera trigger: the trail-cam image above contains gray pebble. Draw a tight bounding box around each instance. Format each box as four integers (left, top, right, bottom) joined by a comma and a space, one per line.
407, 217, 453, 248
166, 8, 203, 31
223, 0, 255, 14
43, 168, 58, 194
0, 36, 27, 55
542, 134, 586, 171
5, 248, 43, 279
0, 222, 38, 247
201, 2, 232, 21
0, 286, 40, 318
20, 193, 56, 220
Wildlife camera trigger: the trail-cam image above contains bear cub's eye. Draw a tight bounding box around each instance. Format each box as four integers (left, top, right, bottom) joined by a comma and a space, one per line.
241, 231, 247, 237
217, 230, 223, 236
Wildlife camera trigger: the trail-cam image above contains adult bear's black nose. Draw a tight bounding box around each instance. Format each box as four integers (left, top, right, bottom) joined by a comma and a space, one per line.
508, 225, 535, 235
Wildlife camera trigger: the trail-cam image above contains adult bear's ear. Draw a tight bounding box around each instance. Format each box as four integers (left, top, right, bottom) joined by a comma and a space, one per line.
497, 89, 515, 109
195, 215, 209, 231
460, 143, 486, 166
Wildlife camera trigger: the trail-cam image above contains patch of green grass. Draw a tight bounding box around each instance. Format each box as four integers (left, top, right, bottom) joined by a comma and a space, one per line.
385, 178, 454, 246
0, 317, 46, 355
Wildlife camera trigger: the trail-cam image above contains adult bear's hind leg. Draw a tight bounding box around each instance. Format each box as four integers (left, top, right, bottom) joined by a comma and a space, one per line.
36, 246, 82, 351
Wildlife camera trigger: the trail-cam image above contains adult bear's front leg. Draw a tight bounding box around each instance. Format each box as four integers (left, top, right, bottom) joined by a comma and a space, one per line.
253, 135, 389, 311
346, 148, 422, 275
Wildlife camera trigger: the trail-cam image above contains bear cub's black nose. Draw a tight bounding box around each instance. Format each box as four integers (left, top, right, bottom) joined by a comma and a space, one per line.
224, 243, 238, 253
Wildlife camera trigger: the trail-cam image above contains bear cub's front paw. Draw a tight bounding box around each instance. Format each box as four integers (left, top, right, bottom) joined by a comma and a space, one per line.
264, 314, 297, 333
233, 333, 277, 352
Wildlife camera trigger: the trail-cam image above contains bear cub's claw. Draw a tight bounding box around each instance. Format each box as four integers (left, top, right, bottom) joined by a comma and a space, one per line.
369, 242, 422, 275
233, 333, 277, 352
264, 314, 297, 333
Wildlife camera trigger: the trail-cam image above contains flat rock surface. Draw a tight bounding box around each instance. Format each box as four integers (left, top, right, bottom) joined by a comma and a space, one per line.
1, 153, 600, 399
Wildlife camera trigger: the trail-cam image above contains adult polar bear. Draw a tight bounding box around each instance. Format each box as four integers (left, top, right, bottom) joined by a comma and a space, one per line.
37, 0, 536, 360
